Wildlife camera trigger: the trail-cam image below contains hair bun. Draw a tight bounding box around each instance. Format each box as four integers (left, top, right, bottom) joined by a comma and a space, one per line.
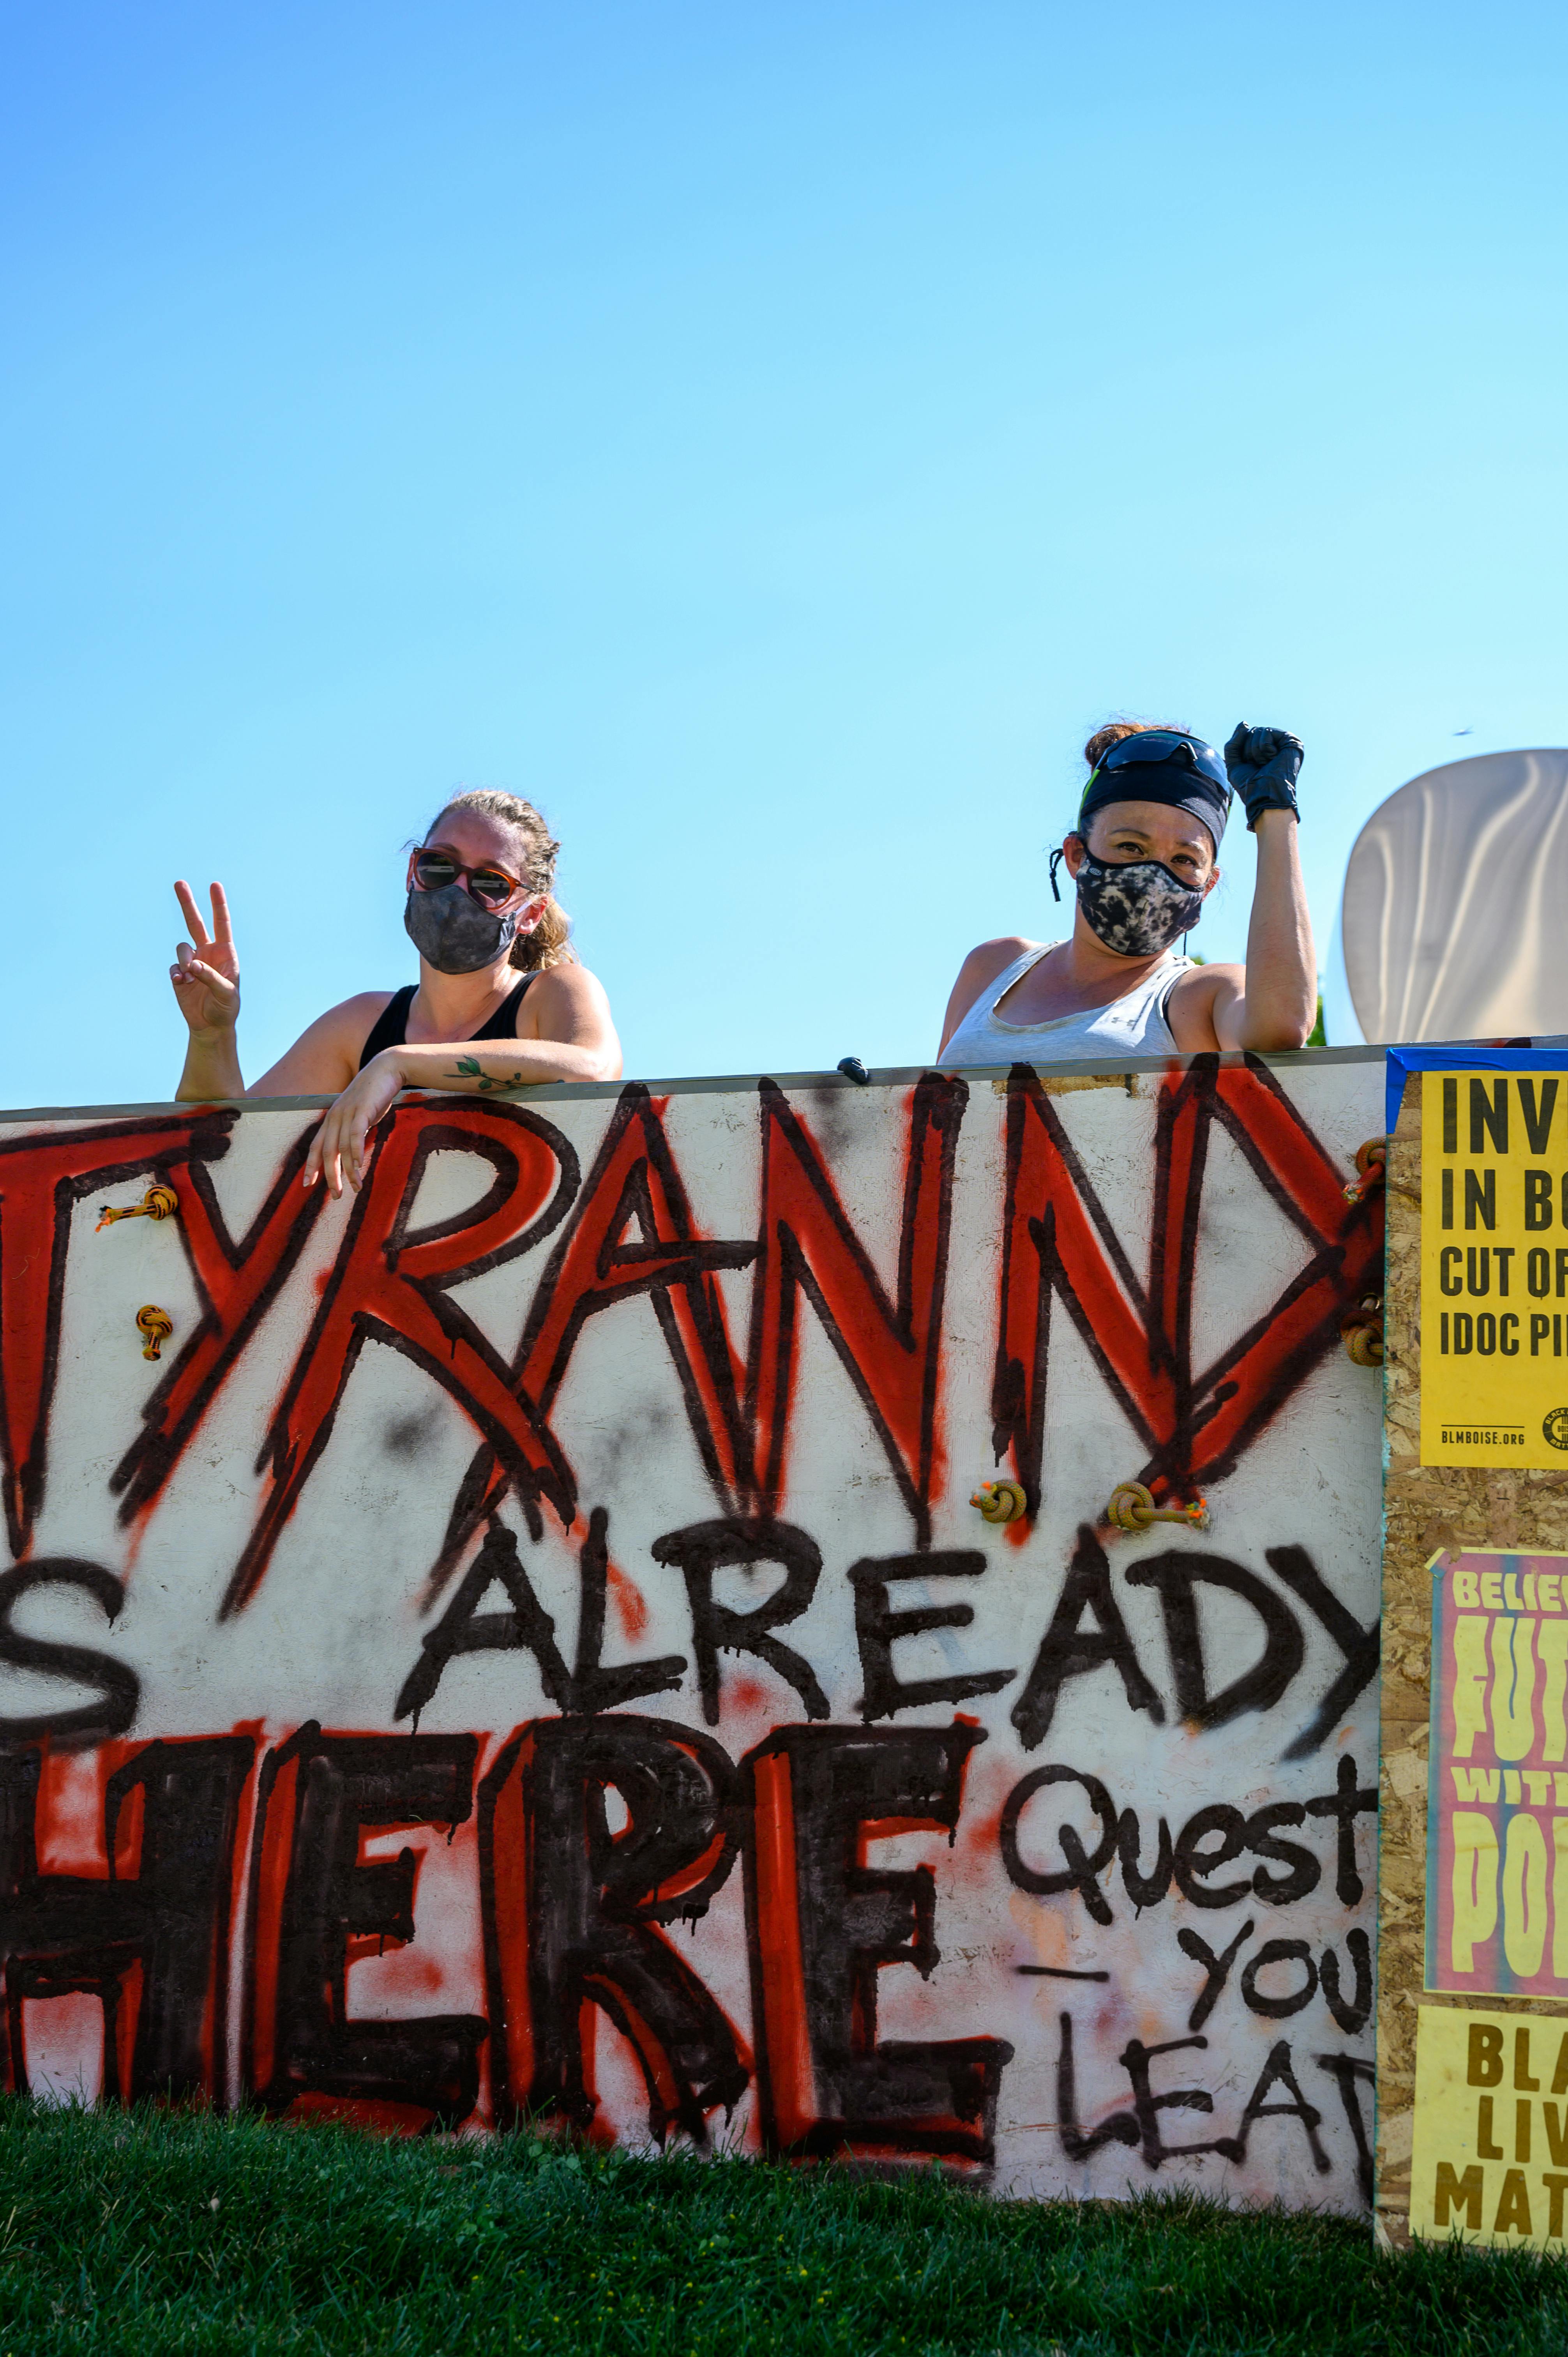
1083, 719, 1181, 770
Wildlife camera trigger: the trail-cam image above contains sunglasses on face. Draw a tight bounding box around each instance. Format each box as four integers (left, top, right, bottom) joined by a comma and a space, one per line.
407, 848, 528, 910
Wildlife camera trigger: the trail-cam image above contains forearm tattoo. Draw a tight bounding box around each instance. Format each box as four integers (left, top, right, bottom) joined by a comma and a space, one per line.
449, 1056, 527, 1094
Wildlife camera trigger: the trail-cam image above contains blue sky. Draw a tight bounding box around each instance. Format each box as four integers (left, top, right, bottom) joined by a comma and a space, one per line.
4, 1, 1565, 1103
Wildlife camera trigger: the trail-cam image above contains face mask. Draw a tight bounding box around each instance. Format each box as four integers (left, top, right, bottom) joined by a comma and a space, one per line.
1074, 853, 1204, 958
404, 884, 519, 975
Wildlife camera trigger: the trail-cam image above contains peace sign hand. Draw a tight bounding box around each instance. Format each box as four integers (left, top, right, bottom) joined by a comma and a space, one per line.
170, 880, 241, 1035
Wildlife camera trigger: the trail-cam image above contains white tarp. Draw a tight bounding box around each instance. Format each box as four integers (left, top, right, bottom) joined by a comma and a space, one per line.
1341, 748, 1568, 1042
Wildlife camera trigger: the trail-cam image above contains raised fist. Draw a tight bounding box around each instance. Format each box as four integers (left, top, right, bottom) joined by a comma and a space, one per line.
1223, 724, 1303, 829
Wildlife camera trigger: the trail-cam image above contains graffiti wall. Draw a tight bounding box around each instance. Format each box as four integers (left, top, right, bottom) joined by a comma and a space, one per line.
0, 1052, 1384, 2208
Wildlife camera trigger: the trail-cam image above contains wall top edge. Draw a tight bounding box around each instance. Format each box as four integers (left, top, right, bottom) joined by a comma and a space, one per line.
0, 1044, 1392, 1125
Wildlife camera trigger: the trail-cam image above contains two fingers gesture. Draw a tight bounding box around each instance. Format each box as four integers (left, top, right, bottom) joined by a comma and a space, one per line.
170, 881, 240, 1034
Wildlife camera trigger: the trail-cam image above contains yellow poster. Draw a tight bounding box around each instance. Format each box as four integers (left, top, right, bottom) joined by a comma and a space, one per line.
1411, 2004, 1568, 2246
1421, 1070, 1568, 1466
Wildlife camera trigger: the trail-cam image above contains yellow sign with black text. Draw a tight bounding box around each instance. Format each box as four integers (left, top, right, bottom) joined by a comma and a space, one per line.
1421, 1069, 1568, 1466
1410, 2004, 1568, 2247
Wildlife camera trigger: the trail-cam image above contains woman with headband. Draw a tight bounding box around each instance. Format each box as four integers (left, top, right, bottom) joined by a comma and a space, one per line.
938, 722, 1315, 1065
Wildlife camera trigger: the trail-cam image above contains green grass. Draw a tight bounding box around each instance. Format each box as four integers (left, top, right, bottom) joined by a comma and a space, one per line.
0, 2101, 1561, 2355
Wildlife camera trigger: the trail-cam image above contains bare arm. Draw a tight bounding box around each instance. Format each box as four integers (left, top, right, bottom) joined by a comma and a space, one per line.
176, 1026, 245, 1103
304, 962, 623, 1194
1167, 812, 1316, 1053
387, 962, 622, 1092
248, 997, 394, 1097
395, 1038, 616, 1090
478, 959, 621, 1083
938, 938, 1033, 1057
171, 882, 245, 1100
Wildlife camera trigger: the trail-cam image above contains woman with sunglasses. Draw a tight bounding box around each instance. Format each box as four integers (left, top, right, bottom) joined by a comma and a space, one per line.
938, 721, 1315, 1066
171, 789, 621, 1193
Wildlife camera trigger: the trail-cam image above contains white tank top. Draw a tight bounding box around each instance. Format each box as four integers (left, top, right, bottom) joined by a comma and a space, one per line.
941, 942, 1192, 1067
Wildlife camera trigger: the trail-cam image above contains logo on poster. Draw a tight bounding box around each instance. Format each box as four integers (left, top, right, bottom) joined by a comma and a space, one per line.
1420, 1070, 1568, 1466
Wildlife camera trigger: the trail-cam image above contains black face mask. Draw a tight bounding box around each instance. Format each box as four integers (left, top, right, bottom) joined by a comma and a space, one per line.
1074, 853, 1204, 958
404, 884, 519, 975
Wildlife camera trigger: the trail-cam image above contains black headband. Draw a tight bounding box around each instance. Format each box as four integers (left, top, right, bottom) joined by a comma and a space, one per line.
1077, 731, 1231, 853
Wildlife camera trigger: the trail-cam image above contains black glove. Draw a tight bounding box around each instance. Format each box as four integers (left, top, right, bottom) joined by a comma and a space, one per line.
1224, 723, 1303, 830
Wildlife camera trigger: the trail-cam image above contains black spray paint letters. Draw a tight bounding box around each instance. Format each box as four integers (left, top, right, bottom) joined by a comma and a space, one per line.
0, 1734, 252, 2101
6, 1524, 1372, 1767
1011, 1528, 1377, 1760
245, 1724, 487, 2125
1054, 2011, 1376, 2202
0, 1712, 1368, 2179
0, 1561, 140, 1744
0, 1711, 1007, 2157
651, 1519, 827, 1725
397, 1511, 686, 1729
1000, 1754, 1377, 1926
1176, 1920, 1372, 2036
744, 1723, 1013, 2163
395, 1514, 1375, 1755
480, 1713, 747, 2146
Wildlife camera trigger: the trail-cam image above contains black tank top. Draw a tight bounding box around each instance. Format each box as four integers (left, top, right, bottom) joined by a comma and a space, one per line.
357, 976, 537, 1071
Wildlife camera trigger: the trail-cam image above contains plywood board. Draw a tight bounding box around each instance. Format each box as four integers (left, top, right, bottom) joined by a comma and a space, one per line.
1378, 1069, 1568, 2244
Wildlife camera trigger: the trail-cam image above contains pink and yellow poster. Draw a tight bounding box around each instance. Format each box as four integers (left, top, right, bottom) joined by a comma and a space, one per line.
1428, 1552, 1568, 1996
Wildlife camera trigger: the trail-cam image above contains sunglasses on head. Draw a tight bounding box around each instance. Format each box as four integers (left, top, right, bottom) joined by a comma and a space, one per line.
1088, 730, 1231, 795
407, 848, 529, 910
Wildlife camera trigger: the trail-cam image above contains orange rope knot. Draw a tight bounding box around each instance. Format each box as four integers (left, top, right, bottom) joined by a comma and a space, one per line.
97, 1182, 179, 1231
1106, 1481, 1210, 1534
135, 1305, 173, 1362
1340, 1293, 1384, 1366
969, 1479, 1028, 1525
1342, 1321, 1384, 1367
1338, 1292, 1383, 1330
1342, 1138, 1388, 1205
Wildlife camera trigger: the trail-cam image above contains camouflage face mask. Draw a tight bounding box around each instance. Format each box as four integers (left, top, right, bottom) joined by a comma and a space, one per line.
1074, 853, 1203, 958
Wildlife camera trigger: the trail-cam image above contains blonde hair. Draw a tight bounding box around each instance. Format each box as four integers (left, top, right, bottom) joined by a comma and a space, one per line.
427, 789, 575, 972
